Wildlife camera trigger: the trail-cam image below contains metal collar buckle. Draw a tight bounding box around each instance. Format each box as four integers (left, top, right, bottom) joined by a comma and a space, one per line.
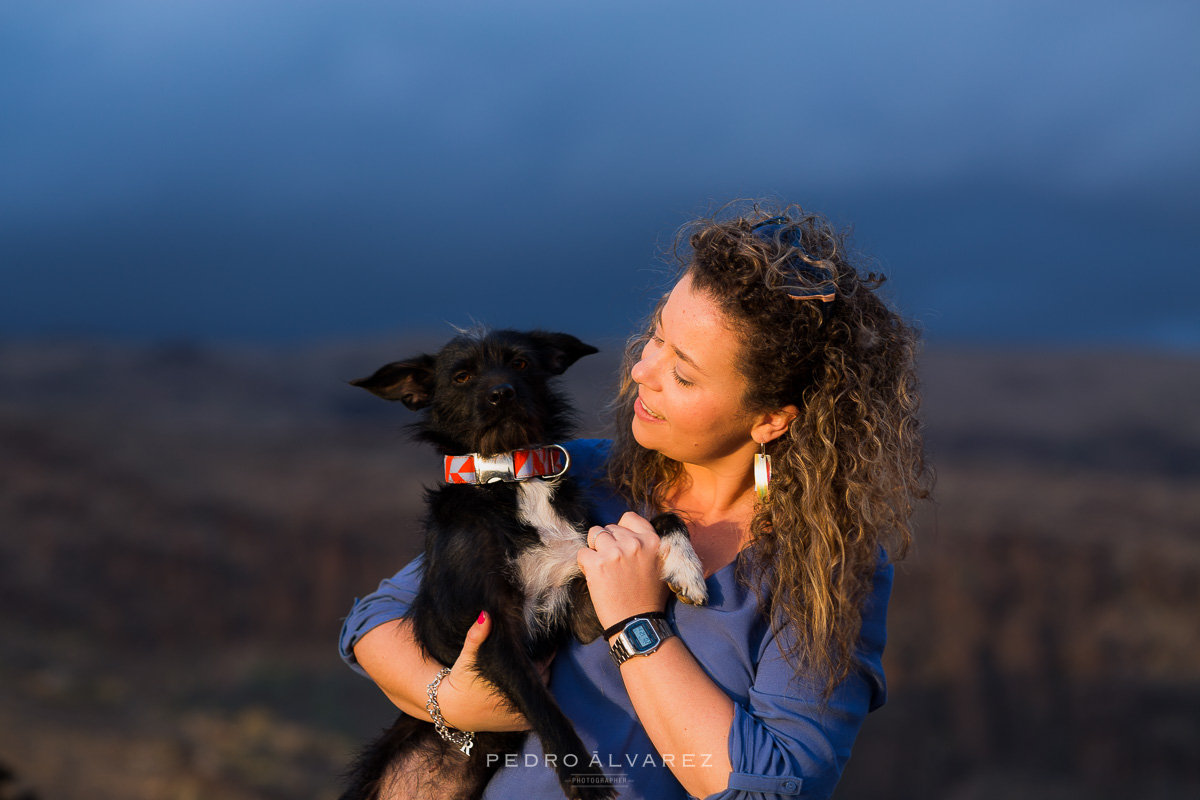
473, 452, 516, 484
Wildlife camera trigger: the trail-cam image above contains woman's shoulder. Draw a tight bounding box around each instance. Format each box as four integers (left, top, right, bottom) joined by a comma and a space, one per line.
561, 439, 627, 526
562, 439, 613, 482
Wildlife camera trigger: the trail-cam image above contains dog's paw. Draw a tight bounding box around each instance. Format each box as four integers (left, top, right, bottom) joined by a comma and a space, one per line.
667, 580, 704, 606
665, 575, 708, 606
659, 534, 708, 607
649, 512, 709, 607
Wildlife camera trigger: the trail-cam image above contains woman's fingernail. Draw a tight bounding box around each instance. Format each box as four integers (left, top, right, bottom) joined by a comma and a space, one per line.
477, 611, 486, 625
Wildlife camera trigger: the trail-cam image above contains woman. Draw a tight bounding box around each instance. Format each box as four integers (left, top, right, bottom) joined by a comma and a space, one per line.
339, 204, 930, 799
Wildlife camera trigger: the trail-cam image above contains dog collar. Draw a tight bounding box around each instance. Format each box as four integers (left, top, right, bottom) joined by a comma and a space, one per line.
444, 445, 570, 485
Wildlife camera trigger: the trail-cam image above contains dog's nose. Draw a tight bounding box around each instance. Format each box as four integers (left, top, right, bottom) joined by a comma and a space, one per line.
488, 383, 516, 406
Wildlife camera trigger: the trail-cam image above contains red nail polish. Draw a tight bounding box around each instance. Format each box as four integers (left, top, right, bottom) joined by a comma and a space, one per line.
477, 611, 486, 625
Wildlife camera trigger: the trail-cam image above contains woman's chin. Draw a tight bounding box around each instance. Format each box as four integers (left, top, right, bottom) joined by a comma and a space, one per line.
630, 416, 659, 452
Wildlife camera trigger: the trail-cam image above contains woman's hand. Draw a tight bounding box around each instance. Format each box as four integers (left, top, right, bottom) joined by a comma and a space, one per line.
579, 513, 735, 797
437, 611, 540, 733
353, 613, 551, 734
577, 511, 671, 629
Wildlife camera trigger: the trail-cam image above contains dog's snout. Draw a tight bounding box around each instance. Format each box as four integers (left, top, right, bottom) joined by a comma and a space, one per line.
488, 383, 516, 405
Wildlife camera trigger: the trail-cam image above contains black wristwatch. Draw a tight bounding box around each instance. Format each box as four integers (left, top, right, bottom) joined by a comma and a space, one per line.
606, 614, 675, 666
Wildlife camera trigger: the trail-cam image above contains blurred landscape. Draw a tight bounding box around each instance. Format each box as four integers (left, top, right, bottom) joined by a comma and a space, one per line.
4, 3, 1197, 798
1, 337, 1197, 800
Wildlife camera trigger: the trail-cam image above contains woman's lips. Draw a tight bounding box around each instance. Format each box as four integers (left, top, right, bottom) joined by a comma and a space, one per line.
636, 396, 665, 422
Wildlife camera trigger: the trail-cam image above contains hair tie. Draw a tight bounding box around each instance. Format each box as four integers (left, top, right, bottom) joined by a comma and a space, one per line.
751, 217, 836, 319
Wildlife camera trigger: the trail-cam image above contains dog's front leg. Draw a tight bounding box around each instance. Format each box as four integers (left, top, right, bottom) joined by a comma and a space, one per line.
650, 513, 709, 607
514, 481, 593, 636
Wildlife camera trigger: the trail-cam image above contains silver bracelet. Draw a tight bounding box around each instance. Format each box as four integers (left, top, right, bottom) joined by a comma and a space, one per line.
426, 667, 475, 756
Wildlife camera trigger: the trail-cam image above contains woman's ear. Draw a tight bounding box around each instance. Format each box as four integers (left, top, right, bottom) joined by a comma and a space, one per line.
752, 404, 800, 444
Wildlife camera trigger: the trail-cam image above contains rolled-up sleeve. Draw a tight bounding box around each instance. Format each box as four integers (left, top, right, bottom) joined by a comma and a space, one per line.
706, 563, 892, 800
338, 556, 424, 678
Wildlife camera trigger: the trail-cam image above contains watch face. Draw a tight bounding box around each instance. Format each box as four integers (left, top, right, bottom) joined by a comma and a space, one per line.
626, 619, 659, 651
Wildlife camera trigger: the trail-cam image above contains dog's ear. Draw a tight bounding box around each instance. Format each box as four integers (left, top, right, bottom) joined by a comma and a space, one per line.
349, 355, 437, 410
528, 332, 599, 375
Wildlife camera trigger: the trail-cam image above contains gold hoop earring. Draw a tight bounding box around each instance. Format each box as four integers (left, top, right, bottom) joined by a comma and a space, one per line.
753, 440, 771, 502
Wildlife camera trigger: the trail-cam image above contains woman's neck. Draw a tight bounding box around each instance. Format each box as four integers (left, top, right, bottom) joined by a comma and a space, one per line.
666, 460, 758, 576
671, 461, 754, 519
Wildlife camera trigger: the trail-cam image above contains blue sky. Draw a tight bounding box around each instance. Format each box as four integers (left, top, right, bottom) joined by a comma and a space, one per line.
2, 0, 1197, 346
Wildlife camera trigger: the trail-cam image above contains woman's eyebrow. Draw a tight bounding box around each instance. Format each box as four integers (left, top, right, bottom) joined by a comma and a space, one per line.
657, 318, 706, 376
672, 343, 704, 375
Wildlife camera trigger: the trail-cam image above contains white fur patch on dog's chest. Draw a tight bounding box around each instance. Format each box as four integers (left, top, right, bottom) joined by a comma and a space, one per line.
513, 481, 585, 633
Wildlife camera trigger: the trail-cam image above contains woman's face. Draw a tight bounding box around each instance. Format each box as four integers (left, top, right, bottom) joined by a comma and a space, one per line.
630, 272, 763, 469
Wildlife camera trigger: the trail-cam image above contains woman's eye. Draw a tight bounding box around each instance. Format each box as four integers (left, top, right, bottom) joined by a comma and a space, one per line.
672, 370, 694, 388
512, 358, 528, 370
453, 371, 472, 384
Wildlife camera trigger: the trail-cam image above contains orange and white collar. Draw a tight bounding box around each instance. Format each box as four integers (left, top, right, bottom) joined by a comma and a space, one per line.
444, 445, 570, 484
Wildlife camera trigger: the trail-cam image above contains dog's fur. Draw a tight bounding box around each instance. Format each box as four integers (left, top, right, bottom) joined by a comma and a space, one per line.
340, 329, 707, 800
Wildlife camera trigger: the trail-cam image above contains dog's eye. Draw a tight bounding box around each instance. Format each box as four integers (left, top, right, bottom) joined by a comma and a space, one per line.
453, 371, 472, 384
511, 358, 528, 370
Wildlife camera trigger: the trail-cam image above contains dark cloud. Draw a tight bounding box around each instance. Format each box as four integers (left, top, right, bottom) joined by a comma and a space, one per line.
2, 0, 1197, 346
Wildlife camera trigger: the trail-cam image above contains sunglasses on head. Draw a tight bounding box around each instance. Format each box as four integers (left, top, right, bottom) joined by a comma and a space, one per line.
750, 217, 836, 312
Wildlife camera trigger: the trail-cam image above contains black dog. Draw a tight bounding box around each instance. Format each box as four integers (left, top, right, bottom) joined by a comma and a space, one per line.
341, 329, 707, 800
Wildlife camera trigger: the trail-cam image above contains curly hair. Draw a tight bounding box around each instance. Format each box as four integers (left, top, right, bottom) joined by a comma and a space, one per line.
607, 202, 931, 696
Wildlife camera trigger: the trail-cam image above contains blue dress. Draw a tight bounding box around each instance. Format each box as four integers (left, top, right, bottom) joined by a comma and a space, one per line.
339, 440, 891, 800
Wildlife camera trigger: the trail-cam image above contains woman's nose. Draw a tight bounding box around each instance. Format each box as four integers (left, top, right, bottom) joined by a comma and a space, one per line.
630, 346, 657, 388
